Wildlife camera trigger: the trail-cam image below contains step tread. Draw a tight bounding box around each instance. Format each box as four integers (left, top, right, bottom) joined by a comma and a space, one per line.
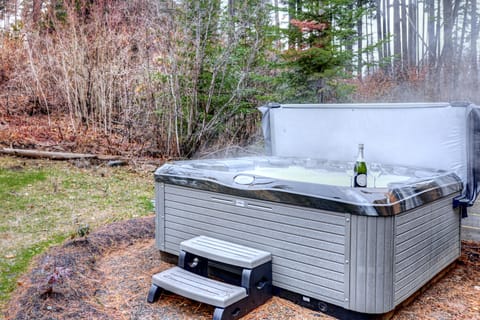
180, 236, 272, 269
152, 267, 247, 308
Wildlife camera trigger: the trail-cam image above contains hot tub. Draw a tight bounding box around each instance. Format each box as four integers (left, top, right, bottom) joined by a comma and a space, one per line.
154, 102, 480, 317
154, 156, 463, 315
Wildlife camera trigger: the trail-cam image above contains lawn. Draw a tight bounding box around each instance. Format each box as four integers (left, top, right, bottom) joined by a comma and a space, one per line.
0, 156, 155, 312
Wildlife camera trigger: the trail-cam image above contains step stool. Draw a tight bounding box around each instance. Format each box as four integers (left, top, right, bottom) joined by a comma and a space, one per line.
147, 236, 273, 320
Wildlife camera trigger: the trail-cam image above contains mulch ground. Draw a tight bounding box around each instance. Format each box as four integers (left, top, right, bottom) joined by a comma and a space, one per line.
4, 217, 480, 320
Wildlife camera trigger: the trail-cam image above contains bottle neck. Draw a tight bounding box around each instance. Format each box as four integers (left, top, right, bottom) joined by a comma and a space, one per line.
357, 146, 365, 162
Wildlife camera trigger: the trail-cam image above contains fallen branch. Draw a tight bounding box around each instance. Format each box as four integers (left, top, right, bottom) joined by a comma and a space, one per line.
0, 148, 122, 161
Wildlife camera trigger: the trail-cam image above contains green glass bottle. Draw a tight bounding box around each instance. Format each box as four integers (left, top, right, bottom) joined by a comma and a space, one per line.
354, 144, 367, 188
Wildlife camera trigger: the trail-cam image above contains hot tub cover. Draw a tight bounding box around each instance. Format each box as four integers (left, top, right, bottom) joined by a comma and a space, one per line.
154, 157, 463, 216
260, 102, 480, 212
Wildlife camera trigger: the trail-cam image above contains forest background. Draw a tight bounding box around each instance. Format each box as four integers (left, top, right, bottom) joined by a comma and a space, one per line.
0, 0, 479, 158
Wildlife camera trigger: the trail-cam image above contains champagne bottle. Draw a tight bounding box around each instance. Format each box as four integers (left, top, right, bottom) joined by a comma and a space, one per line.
354, 144, 367, 188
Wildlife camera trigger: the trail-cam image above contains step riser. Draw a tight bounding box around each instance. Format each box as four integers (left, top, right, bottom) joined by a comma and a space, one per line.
148, 236, 273, 320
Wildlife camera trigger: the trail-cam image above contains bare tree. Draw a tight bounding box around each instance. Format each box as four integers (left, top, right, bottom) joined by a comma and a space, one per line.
471, 0, 479, 89
393, 0, 401, 75
357, 0, 364, 77
426, 0, 436, 68
384, 0, 391, 70
32, 0, 43, 26
407, 0, 416, 67
375, 0, 384, 66
454, 0, 469, 89
441, 0, 454, 96
401, 0, 408, 70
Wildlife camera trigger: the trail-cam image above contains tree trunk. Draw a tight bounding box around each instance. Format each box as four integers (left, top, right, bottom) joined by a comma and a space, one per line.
426, 0, 436, 68
442, 0, 454, 98
287, 0, 303, 49
384, 0, 391, 73
0, 148, 96, 160
345, 1, 354, 73
453, 0, 468, 90
393, 0, 401, 75
32, 0, 43, 26
401, 0, 408, 71
471, 0, 479, 89
228, 0, 234, 16
436, 0, 441, 60
408, 0, 417, 68
376, 0, 384, 68
273, 0, 281, 49
357, 0, 363, 78
365, 14, 370, 74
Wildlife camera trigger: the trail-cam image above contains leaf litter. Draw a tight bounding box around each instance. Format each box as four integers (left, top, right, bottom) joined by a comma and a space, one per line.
4, 217, 479, 320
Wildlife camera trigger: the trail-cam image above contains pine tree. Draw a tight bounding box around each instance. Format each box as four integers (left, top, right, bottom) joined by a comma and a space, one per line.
279, 0, 372, 102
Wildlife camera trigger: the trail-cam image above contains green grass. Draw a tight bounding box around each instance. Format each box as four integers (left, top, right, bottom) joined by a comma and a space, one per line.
0, 168, 47, 211
0, 157, 155, 311
0, 167, 46, 190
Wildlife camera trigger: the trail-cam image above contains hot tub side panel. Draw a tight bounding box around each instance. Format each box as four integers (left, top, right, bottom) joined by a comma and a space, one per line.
157, 184, 349, 307
393, 195, 461, 305
347, 215, 395, 314
155, 182, 166, 251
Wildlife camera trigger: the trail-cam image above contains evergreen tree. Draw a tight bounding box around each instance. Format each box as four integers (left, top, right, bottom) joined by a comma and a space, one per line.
278, 0, 371, 102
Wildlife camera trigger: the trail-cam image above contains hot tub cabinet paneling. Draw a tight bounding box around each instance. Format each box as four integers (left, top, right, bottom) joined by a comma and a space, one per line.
347, 195, 461, 313
393, 196, 461, 305
157, 184, 349, 307
155, 183, 461, 315
347, 215, 395, 313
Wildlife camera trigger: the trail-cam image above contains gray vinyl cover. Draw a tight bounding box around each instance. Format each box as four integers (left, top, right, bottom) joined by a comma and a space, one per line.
259, 102, 480, 206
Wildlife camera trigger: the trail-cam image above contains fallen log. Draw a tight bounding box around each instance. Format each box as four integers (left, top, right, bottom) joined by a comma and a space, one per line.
0, 148, 122, 161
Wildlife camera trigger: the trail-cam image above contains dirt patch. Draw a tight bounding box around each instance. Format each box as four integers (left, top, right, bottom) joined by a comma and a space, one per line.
4, 217, 480, 320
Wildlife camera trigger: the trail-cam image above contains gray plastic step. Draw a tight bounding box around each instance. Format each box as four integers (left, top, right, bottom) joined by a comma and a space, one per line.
152, 266, 247, 308
180, 236, 272, 269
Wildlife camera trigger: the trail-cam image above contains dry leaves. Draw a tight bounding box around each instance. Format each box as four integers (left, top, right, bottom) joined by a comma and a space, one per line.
4, 217, 480, 320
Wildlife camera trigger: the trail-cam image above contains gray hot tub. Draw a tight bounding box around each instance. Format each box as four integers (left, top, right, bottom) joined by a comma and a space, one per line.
154, 156, 463, 315
153, 102, 480, 316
